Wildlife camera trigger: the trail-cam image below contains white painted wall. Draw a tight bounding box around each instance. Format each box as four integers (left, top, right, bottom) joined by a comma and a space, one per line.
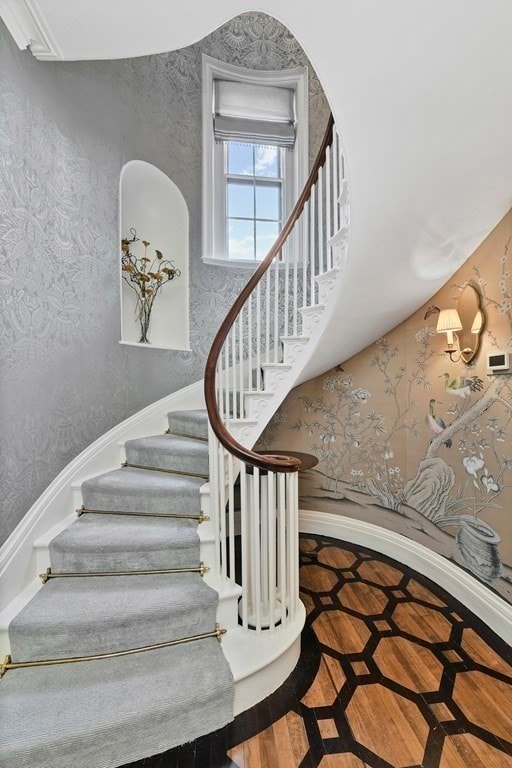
120, 160, 190, 351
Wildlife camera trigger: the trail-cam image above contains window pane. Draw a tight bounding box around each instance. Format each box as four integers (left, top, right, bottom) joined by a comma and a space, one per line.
228, 218, 255, 260
254, 145, 279, 178
256, 221, 279, 260
256, 183, 281, 220
227, 143, 254, 175
228, 180, 254, 219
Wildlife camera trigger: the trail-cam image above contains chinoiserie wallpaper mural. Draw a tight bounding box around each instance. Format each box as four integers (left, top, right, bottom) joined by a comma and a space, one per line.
260, 209, 512, 604
0, 13, 330, 545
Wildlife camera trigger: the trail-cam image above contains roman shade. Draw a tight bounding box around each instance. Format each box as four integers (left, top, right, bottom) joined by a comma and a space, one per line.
213, 79, 295, 147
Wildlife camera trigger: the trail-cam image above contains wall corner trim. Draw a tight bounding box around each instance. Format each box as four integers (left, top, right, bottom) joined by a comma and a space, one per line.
299, 509, 512, 644
0, 0, 61, 59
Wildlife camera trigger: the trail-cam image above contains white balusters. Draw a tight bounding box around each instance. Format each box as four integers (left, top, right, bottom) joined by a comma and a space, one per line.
325, 147, 333, 270
309, 184, 316, 306
206, 120, 344, 638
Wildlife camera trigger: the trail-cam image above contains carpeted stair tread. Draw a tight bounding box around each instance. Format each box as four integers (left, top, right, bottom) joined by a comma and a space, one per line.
81, 466, 204, 516
124, 434, 209, 476
9, 573, 218, 662
167, 409, 208, 440
50, 514, 199, 573
0, 637, 234, 768
5, 406, 234, 766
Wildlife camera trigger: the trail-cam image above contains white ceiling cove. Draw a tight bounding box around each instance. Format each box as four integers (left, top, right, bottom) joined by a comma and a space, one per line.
2, 0, 512, 378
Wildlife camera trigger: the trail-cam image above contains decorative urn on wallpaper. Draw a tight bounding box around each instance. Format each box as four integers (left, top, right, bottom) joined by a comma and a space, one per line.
121, 229, 181, 344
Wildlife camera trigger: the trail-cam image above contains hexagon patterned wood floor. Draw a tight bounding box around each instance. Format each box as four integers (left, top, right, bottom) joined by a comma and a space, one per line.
125, 535, 512, 768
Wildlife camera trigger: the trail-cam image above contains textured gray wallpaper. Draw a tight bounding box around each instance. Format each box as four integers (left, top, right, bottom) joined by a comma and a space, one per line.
0, 13, 329, 545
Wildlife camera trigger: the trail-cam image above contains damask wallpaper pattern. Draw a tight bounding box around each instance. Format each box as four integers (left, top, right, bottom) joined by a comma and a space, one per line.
0, 14, 330, 545
261, 210, 512, 604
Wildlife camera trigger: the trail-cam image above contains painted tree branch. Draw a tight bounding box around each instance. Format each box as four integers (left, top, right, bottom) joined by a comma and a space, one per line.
426, 378, 509, 458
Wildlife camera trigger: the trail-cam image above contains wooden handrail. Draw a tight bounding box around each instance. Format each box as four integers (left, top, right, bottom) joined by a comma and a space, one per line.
204, 114, 335, 473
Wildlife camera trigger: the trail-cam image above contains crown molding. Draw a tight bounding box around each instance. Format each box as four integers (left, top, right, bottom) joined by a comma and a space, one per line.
0, 0, 61, 59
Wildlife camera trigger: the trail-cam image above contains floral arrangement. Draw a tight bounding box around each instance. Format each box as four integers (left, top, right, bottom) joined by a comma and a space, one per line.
121, 228, 181, 343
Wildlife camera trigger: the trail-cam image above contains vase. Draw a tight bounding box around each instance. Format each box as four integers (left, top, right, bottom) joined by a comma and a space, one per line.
138, 305, 152, 344
456, 515, 502, 584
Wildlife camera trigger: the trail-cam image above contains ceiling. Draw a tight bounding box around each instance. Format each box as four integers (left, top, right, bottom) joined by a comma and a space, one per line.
2, 0, 512, 379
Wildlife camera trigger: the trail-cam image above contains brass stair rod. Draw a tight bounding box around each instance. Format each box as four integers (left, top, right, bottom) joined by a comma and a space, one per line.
122, 461, 209, 480
40, 563, 209, 583
1, 625, 227, 678
77, 506, 209, 522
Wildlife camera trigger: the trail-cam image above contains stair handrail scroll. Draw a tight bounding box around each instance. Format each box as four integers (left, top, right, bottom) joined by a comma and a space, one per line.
204, 114, 346, 635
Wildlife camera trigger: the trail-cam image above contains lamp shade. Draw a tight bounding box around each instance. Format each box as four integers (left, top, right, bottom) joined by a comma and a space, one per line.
436, 308, 462, 334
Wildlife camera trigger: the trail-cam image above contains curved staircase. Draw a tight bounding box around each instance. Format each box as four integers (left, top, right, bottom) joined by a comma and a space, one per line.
0, 115, 349, 767
0, 410, 234, 767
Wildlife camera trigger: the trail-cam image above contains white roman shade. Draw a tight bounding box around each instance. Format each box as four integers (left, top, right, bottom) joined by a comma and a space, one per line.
213, 79, 295, 147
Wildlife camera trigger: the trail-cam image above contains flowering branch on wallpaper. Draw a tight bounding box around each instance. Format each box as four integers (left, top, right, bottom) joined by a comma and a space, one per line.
290, 338, 421, 507
287, 315, 512, 585
121, 228, 181, 344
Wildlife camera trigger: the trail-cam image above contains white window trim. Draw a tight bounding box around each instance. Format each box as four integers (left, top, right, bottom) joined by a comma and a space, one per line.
202, 54, 309, 267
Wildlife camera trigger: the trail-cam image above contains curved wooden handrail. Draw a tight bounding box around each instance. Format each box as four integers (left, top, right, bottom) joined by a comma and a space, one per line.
205, 114, 335, 473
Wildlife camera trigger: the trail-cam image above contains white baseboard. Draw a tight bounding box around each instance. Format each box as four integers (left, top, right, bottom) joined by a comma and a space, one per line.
299, 509, 512, 644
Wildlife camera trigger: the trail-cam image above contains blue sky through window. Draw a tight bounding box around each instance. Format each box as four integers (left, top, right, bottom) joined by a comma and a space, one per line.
226, 142, 282, 260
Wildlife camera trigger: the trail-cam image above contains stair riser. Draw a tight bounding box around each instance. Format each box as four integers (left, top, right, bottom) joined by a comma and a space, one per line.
281, 337, 309, 365
124, 446, 209, 477
167, 411, 209, 441
243, 393, 274, 421
300, 306, 326, 336
262, 366, 292, 391
48, 541, 200, 574
9, 599, 218, 663
81, 490, 203, 517
315, 269, 339, 304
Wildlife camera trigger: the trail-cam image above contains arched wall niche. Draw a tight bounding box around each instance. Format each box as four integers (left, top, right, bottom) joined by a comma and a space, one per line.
119, 160, 190, 351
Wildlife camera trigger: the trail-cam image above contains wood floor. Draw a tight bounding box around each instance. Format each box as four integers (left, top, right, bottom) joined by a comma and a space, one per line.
125, 535, 512, 768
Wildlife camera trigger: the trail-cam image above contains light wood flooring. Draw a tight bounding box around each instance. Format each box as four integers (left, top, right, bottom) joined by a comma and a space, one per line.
126, 535, 512, 768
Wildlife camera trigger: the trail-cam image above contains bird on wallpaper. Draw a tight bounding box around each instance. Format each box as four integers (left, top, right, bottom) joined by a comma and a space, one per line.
425, 399, 452, 448
440, 373, 484, 399
424, 305, 440, 320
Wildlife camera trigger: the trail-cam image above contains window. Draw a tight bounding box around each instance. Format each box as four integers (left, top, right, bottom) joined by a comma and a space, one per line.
202, 56, 308, 265
226, 142, 282, 261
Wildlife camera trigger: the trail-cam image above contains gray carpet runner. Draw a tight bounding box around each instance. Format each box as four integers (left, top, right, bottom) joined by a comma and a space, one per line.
0, 409, 234, 768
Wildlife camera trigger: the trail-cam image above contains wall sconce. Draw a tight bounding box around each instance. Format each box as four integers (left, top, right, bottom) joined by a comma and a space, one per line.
436, 283, 485, 364
436, 308, 462, 361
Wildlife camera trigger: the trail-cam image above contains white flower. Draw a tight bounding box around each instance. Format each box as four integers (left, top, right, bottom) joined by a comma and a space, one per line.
352, 388, 371, 402
499, 298, 512, 315
482, 474, 499, 493
462, 455, 485, 478
415, 326, 436, 342
323, 373, 353, 393
382, 445, 394, 460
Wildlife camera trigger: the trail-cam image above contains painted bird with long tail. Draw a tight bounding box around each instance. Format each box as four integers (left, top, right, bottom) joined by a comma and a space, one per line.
440, 373, 484, 399
425, 399, 452, 448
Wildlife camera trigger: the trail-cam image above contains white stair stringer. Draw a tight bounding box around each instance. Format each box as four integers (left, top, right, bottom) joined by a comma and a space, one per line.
261, 362, 292, 391
224, 219, 351, 457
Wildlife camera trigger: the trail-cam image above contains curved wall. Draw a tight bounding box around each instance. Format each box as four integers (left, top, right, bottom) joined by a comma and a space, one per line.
0, 13, 330, 544
261, 209, 512, 605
